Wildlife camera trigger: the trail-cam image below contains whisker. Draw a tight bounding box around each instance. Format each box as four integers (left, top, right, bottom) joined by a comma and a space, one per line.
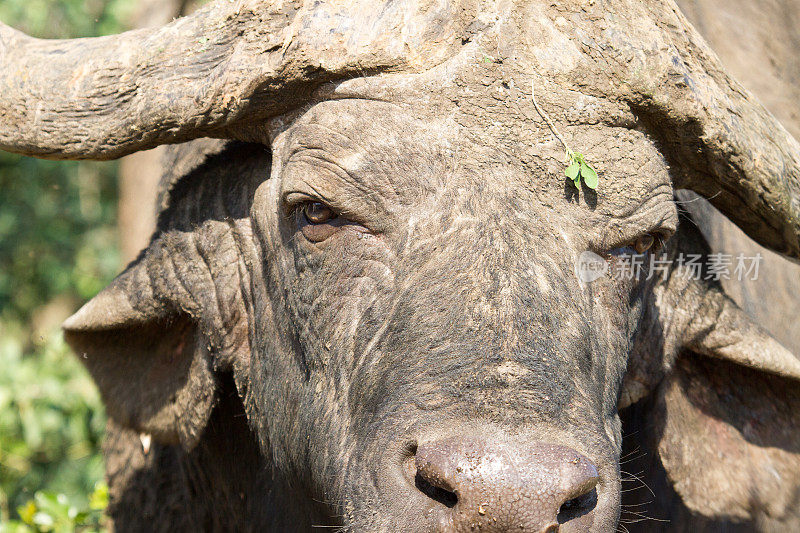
621, 510, 670, 523
619, 451, 648, 465
620, 500, 654, 508
619, 445, 641, 461
620, 470, 656, 501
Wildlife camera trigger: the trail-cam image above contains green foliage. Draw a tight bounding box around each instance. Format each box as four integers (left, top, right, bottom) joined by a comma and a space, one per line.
564, 150, 599, 190
0, 325, 108, 530
0, 2, 127, 529
0, 0, 134, 39
2, 483, 108, 533
530, 81, 600, 192
0, 153, 120, 324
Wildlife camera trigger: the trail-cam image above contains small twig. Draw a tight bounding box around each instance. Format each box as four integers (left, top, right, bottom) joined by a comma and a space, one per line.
530, 79, 599, 190
531, 80, 572, 158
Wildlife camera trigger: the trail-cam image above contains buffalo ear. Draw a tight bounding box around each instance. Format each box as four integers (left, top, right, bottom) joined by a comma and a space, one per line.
63, 140, 263, 450
63, 263, 216, 450
653, 352, 800, 523
627, 279, 800, 523
658, 268, 800, 522
620, 210, 800, 524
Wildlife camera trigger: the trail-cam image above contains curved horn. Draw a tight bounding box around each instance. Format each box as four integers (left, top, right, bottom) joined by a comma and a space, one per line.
0, 0, 462, 161
610, 1, 800, 260
6, 0, 797, 262
1, 0, 284, 160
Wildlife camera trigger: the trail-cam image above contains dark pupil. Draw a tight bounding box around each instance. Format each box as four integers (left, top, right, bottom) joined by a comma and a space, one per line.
305, 202, 332, 223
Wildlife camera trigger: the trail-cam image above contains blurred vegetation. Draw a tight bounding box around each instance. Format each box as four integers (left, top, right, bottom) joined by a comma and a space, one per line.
0, 329, 109, 532
0, 1, 133, 529
0, 0, 134, 38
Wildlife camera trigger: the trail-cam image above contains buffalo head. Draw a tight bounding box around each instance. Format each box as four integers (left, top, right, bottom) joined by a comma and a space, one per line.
3, 0, 800, 530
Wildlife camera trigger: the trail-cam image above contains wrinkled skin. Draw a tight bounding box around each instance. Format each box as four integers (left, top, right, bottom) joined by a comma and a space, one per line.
39, 0, 800, 532
89, 100, 797, 532
248, 97, 678, 530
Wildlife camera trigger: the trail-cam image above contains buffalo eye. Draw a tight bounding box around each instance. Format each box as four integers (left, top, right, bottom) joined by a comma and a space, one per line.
633, 233, 655, 254
297, 201, 345, 243
608, 232, 664, 257
303, 202, 335, 224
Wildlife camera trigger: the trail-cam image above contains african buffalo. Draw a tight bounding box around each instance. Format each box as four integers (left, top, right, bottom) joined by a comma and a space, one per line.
2, 0, 799, 530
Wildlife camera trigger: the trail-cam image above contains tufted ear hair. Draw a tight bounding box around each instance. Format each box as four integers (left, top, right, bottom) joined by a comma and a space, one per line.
621, 205, 800, 526
63, 140, 268, 449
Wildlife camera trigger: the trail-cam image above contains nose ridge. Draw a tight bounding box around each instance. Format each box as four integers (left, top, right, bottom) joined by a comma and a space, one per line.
414, 437, 599, 532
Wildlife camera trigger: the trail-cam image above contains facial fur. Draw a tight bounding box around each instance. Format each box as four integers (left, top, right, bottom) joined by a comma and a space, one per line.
240, 97, 677, 530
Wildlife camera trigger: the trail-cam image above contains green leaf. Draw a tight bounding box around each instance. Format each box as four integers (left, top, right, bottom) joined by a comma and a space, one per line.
580, 163, 599, 189
17, 501, 37, 525
89, 483, 109, 511
565, 161, 580, 180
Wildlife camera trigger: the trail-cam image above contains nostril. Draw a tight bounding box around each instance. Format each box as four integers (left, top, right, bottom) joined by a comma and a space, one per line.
412, 436, 601, 529
414, 472, 458, 508
414, 471, 458, 508
557, 487, 598, 524
413, 440, 460, 508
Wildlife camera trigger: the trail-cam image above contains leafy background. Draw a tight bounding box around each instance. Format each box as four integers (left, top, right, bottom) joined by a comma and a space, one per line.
0, 1, 136, 529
